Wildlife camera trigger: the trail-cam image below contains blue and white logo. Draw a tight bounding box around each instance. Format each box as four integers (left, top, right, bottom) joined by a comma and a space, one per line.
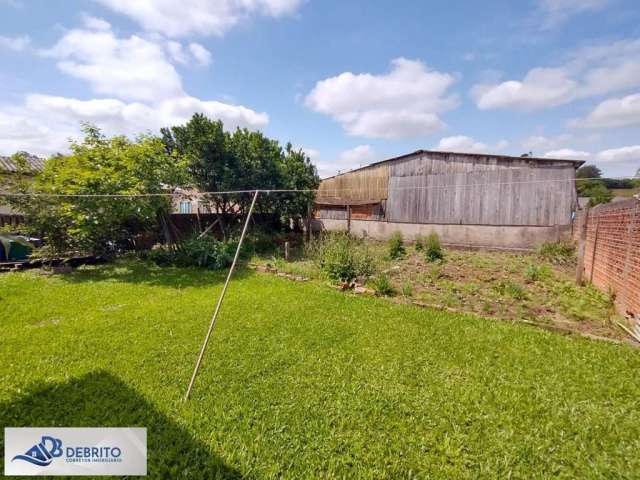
4, 428, 146, 476
12, 435, 63, 467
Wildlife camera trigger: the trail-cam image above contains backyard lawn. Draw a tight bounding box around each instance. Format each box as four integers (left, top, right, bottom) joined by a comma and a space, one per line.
1, 260, 639, 478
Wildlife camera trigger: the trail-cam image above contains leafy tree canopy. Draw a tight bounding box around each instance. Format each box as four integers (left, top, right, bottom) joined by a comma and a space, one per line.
6, 124, 186, 255
575, 164, 612, 206
161, 114, 319, 224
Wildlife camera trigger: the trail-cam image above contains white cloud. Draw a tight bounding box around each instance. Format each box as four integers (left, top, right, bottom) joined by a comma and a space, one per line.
166, 41, 212, 66
436, 135, 508, 153
80, 14, 111, 31
596, 145, 640, 163
0, 94, 268, 157
166, 40, 189, 64
543, 148, 591, 160
472, 38, 640, 111
572, 93, 640, 128
94, 0, 303, 37
523, 134, 573, 151
338, 145, 376, 166
538, 0, 610, 27
188, 42, 212, 66
0, 34, 30, 51
314, 145, 376, 178
305, 58, 458, 139
41, 25, 184, 102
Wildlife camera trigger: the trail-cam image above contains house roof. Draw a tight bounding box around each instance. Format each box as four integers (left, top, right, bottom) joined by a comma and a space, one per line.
322, 149, 586, 180
0, 152, 45, 174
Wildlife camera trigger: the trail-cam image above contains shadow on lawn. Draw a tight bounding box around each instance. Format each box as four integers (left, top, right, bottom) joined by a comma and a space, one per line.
58, 259, 254, 289
0, 371, 244, 479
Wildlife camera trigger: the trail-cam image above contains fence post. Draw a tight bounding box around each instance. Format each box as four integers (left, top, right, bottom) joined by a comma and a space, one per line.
589, 213, 600, 283
284, 241, 290, 261
575, 206, 590, 285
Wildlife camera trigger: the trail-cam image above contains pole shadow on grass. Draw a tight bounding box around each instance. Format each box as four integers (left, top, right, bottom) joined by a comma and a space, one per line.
56, 259, 254, 289
0, 371, 244, 479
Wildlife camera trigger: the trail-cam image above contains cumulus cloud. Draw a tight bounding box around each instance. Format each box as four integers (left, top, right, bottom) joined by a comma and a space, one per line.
522, 134, 573, 151
540, 145, 640, 165
538, 0, 610, 27
94, 0, 303, 37
166, 41, 212, 66
543, 148, 591, 160
571, 93, 640, 128
0, 34, 31, 51
595, 145, 640, 163
0, 94, 268, 157
436, 135, 508, 153
188, 42, 212, 66
305, 58, 458, 139
41, 24, 184, 102
472, 38, 640, 111
313, 145, 376, 178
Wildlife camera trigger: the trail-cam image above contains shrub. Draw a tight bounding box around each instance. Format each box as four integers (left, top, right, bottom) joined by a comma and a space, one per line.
147, 236, 242, 269
372, 273, 395, 296
388, 231, 406, 260
424, 232, 444, 262
312, 232, 375, 282
538, 241, 575, 265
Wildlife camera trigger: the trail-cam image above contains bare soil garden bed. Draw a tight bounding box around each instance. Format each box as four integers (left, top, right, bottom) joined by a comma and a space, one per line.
254, 243, 627, 342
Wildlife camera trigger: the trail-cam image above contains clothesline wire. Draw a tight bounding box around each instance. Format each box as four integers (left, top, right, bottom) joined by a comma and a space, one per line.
0, 175, 638, 198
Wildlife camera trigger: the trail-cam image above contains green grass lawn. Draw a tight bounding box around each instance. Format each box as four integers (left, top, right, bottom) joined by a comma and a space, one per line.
1, 260, 639, 478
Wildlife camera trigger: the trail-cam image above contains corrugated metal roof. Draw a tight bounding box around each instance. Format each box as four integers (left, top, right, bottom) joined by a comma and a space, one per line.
322, 149, 586, 180
0, 153, 45, 173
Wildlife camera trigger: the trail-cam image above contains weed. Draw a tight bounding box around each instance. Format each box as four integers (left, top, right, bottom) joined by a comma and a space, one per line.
312, 232, 376, 282
388, 231, 406, 260
493, 280, 527, 300
424, 232, 444, 262
524, 264, 550, 283
401, 281, 413, 297
414, 234, 425, 252
372, 273, 395, 296
538, 241, 576, 265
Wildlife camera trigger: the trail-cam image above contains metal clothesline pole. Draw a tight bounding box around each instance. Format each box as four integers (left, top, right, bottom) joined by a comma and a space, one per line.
184, 189, 260, 401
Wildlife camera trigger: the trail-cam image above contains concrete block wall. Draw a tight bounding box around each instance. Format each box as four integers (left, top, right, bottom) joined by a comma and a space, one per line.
312, 218, 569, 250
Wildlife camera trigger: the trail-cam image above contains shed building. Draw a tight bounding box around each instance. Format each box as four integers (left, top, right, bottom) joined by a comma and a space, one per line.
313, 150, 584, 249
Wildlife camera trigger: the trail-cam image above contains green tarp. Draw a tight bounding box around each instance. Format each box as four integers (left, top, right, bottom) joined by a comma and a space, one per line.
0, 234, 32, 261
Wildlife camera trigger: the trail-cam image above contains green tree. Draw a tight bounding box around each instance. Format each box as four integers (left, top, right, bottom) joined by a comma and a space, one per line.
7, 125, 186, 255
162, 114, 319, 227
575, 164, 612, 206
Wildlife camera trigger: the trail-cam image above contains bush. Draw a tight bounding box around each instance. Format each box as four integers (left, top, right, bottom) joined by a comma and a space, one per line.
147, 236, 242, 269
312, 232, 375, 282
372, 273, 395, 296
424, 232, 444, 262
538, 241, 575, 265
388, 231, 406, 260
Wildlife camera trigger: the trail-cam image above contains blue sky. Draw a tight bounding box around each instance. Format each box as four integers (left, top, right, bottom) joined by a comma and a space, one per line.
1, 0, 639, 178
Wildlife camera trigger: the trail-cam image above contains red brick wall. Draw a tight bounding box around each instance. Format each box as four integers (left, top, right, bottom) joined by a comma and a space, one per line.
581, 199, 640, 318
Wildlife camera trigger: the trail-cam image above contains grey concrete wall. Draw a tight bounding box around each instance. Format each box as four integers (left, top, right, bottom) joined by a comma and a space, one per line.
312, 218, 570, 250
